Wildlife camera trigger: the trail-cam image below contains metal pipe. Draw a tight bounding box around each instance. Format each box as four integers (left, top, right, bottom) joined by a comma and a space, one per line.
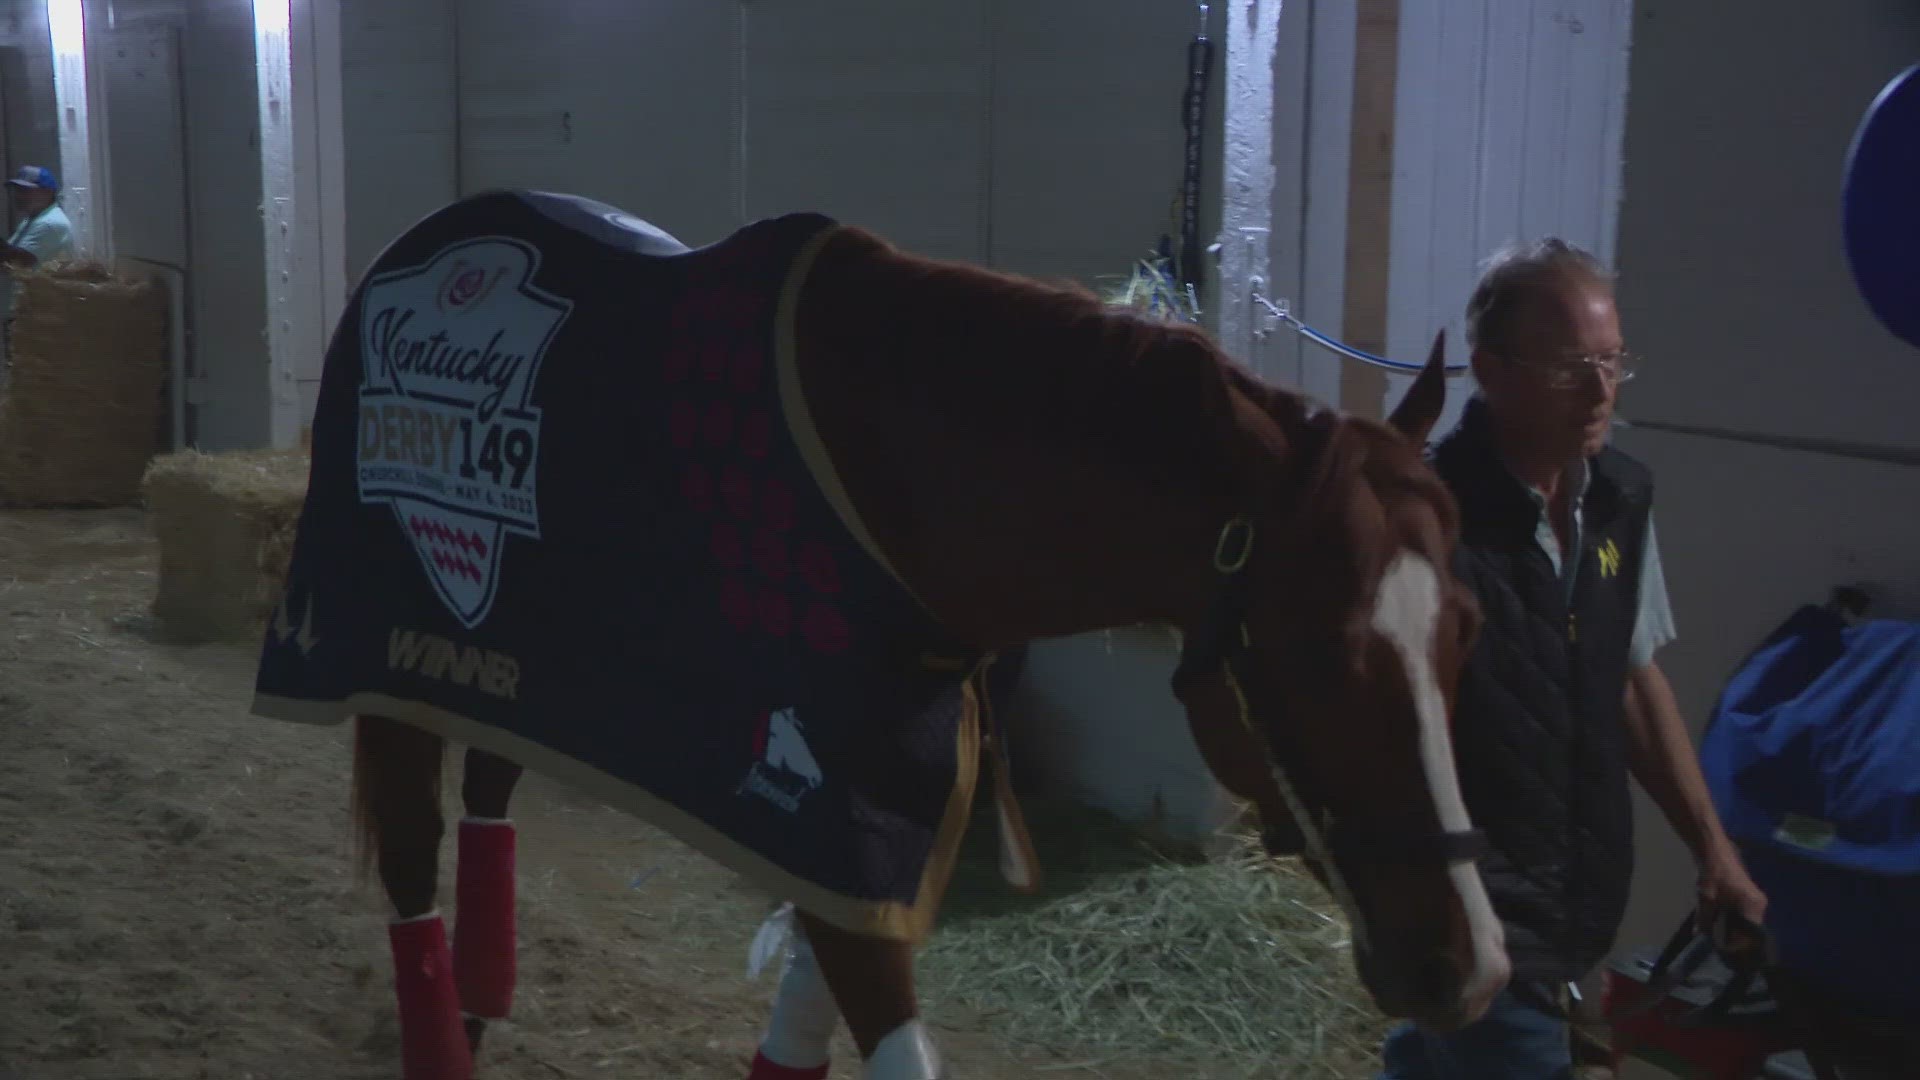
1263, 294, 1920, 469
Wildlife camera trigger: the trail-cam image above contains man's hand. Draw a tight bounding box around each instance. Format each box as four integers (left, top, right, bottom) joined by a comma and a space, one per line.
1695, 842, 1768, 953
1623, 661, 1770, 940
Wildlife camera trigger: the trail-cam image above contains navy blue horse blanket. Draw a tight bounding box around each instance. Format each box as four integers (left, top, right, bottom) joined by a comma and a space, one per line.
251, 190, 989, 940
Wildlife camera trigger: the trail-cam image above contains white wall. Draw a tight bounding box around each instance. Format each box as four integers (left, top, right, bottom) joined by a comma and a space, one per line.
110, 0, 1222, 449
339, 0, 454, 282
451, 0, 1220, 278
1377, 0, 1633, 434
1608, 0, 1920, 978
456, 0, 736, 245
178, 0, 267, 449
0, 1, 61, 181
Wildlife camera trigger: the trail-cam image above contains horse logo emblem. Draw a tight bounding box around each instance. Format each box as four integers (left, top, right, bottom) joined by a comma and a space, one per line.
738, 707, 824, 813
355, 237, 573, 629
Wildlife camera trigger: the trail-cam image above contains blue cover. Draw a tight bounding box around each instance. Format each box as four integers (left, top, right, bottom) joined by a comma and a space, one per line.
1699, 603, 1920, 1020
251, 190, 984, 942
1701, 605, 1920, 875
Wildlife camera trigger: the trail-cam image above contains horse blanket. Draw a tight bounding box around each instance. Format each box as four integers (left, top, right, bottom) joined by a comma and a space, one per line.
251, 189, 986, 940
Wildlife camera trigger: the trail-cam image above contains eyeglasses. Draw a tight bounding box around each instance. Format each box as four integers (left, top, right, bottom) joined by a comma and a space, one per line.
1499, 351, 1638, 390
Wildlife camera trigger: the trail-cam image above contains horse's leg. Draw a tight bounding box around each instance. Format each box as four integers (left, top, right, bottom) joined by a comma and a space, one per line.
453, 747, 523, 1053
794, 912, 942, 1079
748, 913, 840, 1080
352, 714, 471, 1080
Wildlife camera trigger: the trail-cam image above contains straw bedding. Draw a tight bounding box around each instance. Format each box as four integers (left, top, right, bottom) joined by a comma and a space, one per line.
904, 799, 1389, 1078
898, 277, 1386, 1075
141, 448, 311, 644
0, 260, 170, 507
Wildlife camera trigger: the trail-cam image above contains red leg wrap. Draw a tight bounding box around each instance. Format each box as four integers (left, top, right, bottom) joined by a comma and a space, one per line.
746, 1050, 831, 1080
388, 913, 474, 1080
453, 818, 517, 1020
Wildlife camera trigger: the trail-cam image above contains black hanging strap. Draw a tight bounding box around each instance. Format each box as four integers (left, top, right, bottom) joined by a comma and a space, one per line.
1177, 13, 1215, 304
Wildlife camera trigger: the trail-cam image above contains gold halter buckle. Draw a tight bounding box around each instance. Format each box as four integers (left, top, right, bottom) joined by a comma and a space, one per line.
1212, 516, 1256, 574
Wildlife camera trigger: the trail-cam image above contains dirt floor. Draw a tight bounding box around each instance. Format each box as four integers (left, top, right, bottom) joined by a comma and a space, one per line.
0, 509, 1248, 1080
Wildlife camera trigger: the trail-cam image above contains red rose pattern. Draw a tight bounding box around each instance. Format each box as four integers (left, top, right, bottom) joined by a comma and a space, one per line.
670, 277, 850, 656
801, 602, 851, 655
761, 478, 795, 533
751, 529, 789, 582
719, 576, 754, 632
796, 540, 841, 596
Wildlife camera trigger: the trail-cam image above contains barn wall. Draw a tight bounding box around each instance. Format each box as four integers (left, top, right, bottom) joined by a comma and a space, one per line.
0, 1, 60, 184
2, 0, 266, 449
97, 0, 1231, 448
173, 0, 268, 448
338, 0, 454, 283
1373, 0, 1634, 434
448, 0, 1220, 277
1607, 0, 1920, 991
76, 0, 445, 450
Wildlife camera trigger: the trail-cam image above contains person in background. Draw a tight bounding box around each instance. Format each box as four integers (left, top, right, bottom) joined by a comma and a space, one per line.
0, 165, 76, 364
1376, 239, 1769, 1079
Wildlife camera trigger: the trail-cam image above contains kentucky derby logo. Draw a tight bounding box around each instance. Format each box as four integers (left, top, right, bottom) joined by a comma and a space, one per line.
737, 707, 824, 813
355, 237, 573, 629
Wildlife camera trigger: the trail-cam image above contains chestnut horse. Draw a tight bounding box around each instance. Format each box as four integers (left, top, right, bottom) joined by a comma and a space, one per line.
347, 219, 1505, 1080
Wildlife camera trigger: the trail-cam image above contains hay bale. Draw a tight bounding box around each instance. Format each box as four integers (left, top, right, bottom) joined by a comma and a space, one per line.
142, 448, 311, 644
0, 259, 171, 507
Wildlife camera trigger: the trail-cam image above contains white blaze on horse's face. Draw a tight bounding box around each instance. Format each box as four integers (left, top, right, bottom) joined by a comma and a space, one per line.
1368, 551, 1509, 1009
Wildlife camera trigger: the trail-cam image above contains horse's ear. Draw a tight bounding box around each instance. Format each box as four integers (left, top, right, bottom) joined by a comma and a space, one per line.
1387, 329, 1448, 445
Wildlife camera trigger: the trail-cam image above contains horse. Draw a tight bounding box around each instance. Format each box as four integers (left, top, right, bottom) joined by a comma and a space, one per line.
282, 191, 1505, 1080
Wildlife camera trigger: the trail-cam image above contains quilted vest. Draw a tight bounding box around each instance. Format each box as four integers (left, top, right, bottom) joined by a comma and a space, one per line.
1431, 398, 1652, 984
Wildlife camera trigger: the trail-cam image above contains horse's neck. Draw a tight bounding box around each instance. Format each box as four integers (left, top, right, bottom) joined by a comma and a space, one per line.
794, 243, 1244, 648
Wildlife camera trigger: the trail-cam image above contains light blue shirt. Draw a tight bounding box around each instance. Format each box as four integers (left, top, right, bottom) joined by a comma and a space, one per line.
1519, 458, 1675, 670
2, 201, 75, 319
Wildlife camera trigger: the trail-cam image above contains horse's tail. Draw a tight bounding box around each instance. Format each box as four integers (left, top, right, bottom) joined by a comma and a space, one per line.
348, 714, 446, 886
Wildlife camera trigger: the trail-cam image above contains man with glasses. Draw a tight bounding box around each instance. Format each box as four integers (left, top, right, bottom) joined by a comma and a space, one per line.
1376, 239, 1767, 1079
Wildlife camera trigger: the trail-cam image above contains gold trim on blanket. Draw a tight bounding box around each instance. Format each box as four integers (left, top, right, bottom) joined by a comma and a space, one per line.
772, 225, 939, 615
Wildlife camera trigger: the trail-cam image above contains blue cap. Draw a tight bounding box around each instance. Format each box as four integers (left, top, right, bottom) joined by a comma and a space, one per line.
5, 166, 57, 192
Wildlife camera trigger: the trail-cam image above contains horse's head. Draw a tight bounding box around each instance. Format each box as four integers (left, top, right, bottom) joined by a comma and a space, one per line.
1174, 333, 1505, 1031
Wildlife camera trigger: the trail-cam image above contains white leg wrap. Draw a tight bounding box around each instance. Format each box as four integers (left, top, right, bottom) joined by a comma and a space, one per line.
863, 1019, 940, 1080
759, 924, 838, 1068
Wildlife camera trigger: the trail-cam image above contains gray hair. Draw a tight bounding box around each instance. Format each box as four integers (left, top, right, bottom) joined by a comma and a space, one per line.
1464, 238, 1612, 352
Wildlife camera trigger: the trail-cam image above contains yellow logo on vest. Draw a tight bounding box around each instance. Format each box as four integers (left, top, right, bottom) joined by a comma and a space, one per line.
1598, 538, 1623, 578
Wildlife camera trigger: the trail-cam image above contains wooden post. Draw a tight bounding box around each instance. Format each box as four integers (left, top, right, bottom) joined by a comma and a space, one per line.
1338, 0, 1399, 420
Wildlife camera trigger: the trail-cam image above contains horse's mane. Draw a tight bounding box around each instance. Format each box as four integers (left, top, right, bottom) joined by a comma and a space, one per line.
813, 226, 1316, 502
809, 225, 1456, 590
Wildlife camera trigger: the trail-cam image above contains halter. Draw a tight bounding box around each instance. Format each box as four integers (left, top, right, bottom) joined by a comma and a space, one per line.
1167, 449, 1488, 871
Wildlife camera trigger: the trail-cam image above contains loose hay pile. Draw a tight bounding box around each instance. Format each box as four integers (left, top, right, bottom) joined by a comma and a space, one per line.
916, 805, 1390, 1079
0, 260, 170, 507
142, 448, 311, 644
1099, 258, 1203, 324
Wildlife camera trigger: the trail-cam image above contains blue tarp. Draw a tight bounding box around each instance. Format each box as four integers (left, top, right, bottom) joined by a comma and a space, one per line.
1701, 604, 1920, 877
